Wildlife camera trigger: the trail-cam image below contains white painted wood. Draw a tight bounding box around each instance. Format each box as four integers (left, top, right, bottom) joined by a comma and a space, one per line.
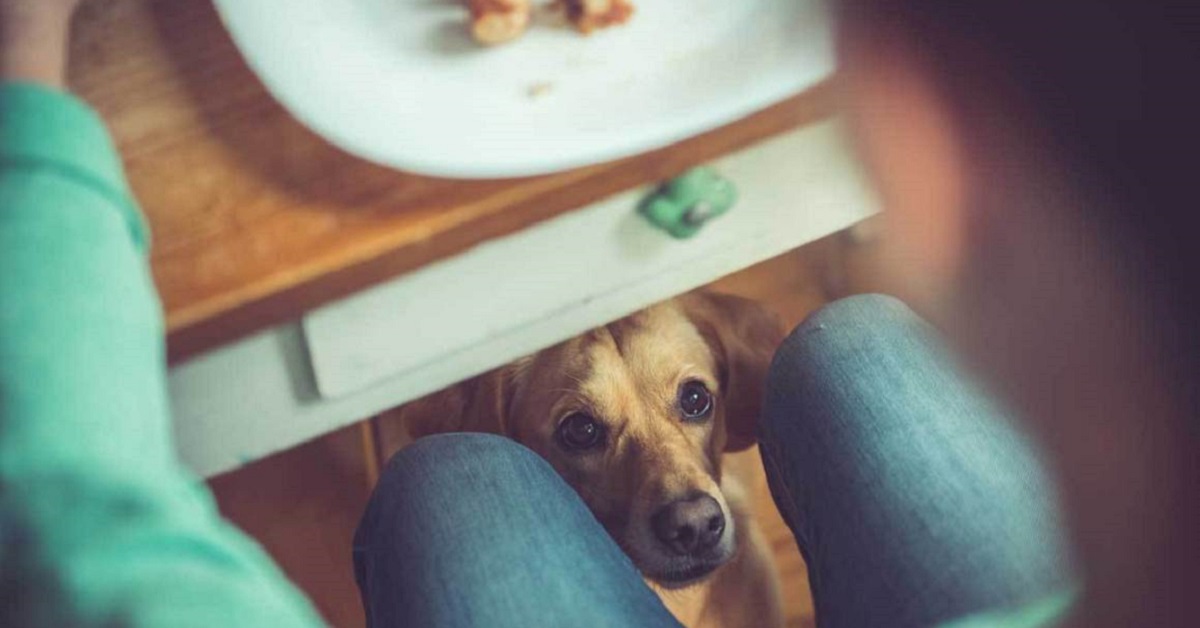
168, 119, 877, 478
212, 0, 832, 177
304, 120, 870, 398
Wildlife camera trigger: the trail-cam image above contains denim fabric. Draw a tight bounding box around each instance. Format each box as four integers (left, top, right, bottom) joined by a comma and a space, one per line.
760, 295, 1073, 628
352, 433, 683, 628
354, 295, 1072, 628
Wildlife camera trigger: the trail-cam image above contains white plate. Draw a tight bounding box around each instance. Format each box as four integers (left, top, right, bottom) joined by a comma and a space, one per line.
212, 0, 833, 178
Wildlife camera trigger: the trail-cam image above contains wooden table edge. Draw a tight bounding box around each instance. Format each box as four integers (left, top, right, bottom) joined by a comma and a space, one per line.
165, 79, 840, 364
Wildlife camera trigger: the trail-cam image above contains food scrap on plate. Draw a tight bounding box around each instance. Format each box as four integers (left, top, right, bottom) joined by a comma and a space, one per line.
558, 0, 635, 34
466, 0, 634, 45
467, 0, 533, 45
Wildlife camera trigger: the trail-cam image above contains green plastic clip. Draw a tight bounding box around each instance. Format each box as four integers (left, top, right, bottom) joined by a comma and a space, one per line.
637, 167, 737, 239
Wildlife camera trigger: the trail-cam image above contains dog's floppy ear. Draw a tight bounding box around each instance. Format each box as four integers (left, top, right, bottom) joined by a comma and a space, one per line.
404, 366, 516, 439
680, 291, 785, 452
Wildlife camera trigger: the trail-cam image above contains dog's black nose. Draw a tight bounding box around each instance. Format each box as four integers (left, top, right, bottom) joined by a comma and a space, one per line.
651, 494, 725, 556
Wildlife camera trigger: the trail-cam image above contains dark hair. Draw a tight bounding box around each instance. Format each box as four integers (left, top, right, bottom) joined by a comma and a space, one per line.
837, 0, 1200, 404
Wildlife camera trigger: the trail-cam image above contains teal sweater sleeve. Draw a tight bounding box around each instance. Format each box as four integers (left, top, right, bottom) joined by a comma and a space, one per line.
0, 83, 325, 627
938, 591, 1075, 628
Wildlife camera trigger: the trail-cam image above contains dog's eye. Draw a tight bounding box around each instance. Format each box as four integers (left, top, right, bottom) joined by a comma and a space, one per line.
678, 380, 713, 420
557, 412, 605, 451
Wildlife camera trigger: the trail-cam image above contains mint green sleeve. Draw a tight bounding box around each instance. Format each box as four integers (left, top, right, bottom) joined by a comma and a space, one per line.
0, 83, 326, 627
938, 590, 1076, 628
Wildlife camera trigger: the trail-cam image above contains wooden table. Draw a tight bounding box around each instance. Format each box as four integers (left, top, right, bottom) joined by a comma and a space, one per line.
68, 0, 838, 364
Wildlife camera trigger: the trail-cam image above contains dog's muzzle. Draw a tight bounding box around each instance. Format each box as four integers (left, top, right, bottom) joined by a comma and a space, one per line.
651, 493, 726, 558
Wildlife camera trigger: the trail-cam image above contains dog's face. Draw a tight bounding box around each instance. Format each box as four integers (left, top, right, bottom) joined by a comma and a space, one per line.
509, 303, 736, 584
434, 293, 782, 586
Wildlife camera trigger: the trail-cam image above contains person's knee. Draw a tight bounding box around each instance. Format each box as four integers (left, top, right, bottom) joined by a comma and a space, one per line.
763, 295, 920, 437
358, 433, 564, 545
771, 295, 916, 376
388, 431, 530, 466
800, 293, 914, 334
794, 293, 914, 350
378, 432, 550, 493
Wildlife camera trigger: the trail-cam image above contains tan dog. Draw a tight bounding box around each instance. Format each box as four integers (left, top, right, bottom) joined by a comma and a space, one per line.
402, 292, 786, 628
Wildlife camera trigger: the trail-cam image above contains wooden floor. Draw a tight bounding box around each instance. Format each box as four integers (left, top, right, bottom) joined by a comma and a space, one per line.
209, 221, 888, 628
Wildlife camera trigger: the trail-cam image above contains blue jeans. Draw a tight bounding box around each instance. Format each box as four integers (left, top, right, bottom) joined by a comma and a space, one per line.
353, 295, 1072, 628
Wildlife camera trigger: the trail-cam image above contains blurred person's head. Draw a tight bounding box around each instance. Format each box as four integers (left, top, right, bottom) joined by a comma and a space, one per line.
833, 1, 1198, 625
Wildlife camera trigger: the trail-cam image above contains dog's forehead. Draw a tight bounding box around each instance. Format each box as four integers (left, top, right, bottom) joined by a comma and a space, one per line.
606, 304, 714, 373
514, 302, 719, 420
579, 303, 718, 399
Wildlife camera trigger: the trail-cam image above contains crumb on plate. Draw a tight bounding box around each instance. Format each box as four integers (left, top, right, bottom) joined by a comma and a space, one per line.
558, 0, 635, 34
467, 0, 532, 45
